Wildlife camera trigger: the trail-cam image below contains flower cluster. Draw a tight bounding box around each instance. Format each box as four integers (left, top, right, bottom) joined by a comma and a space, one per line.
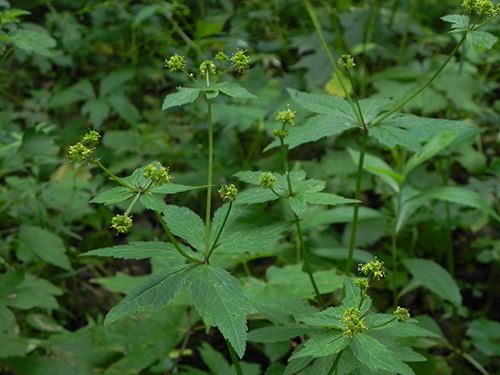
111, 214, 133, 234
143, 163, 172, 186
165, 54, 186, 72
67, 130, 101, 163
338, 54, 356, 71
259, 172, 277, 189
462, 0, 499, 17
358, 258, 386, 280
342, 307, 366, 337
394, 306, 411, 323
275, 107, 296, 127
200, 60, 216, 76
230, 49, 251, 73
354, 278, 370, 292
219, 184, 238, 203
215, 52, 229, 62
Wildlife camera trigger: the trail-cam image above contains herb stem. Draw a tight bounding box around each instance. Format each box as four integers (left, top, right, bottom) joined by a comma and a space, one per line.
226, 339, 244, 375
204, 99, 214, 259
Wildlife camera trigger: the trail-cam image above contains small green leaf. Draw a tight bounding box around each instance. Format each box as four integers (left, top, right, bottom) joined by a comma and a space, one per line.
107, 94, 141, 126
140, 192, 167, 212
104, 264, 194, 326
467, 318, 500, 356
289, 196, 308, 217
304, 192, 359, 206
99, 69, 135, 98
352, 333, 415, 375
90, 186, 135, 205
248, 325, 317, 344
213, 82, 257, 99
402, 259, 462, 308
189, 265, 251, 358
467, 30, 497, 49
80, 241, 191, 260
287, 88, 350, 114
81, 98, 110, 129
149, 184, 203, 194
441, 14, 469, 30
162, 87, 202, 110
18, 225, 71, 270
162, 205, 205, 252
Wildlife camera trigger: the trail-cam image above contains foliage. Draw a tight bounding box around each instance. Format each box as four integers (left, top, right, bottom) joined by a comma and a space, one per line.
1, 0, 500, 374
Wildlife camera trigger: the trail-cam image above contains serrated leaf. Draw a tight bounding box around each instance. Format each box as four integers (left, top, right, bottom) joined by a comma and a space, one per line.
90, 186, 135, 205
289, 196, 308, 217
189, 265, 251, 358
107, 94, 141, 126
287, 87, 350, 114
47, 79, 95, 107
162, 87, 202, 110
162, 205, 205, 251
467, 30, 497, 49
300, 306, 345, 328
213, 82, 257, 99
369, 125, 422, 155
352, 333, 415, 375
210, 204, 289, 254
402, 259, 462, 308
104, 264, 194, 326
81, 98, 110, 128
441, 14, 469, 30
99, 69, 135, 98
234, 187, 278, 205
368, 319, 441, 339
18, 225, 71, 270
80, 241, 191, 260
140, 192, 167, 212
149, 184, 203, 194
250, 297, 318, 325
290, 331, 349, 359
205, 88, 219, 100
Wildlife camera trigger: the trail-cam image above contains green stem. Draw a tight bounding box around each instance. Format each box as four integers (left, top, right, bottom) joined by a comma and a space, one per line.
155, 211, 203, 264
295, 213, 326, 309
372, 33, 468, 126
124, 191, 142, 216
207, 202, 233, 259
345, 129, 368, 274
204, 99, 214, 259
327, 349, 344, 375
303, 0, 363, 125
93, 158, 136, 190
226, 339, 243, 375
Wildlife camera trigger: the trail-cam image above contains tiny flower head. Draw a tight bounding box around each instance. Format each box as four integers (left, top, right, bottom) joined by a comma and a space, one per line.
338, 54, 356, 70
231, 49, 251, 73
342, 307, 366, 337
111, 214, 133, 234
394, 306, 411, 323
81, 130, 101, 146
275, 106, 296, 126
272, 129, 289, 138
354, 278, 370, 291
200, 60, 216, 76
165, 54, 186, 72
67, 142, 92, 163
219, 184, 238, 203
259, 172, 277, 189
215, 52, 229, 62
143, 162, 173, 186
358, 257, 386, 280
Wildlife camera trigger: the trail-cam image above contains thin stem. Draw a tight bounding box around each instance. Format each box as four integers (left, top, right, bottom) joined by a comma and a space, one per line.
327, 349, 344, 375
303, 0, 363, 125
155, 211, 203, 264
124, 191, 142, 216
345, 129, 368, 274
372, 33, 468, 126
93, 158, 136, 190
226, 339, 243, 375
204, 99, 214, 259
206, 202, 233, 259
295, 213, 327, 309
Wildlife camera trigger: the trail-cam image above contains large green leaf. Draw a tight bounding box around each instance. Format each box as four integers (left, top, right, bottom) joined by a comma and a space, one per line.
18, 225, 71, 270
402, 259, 462, 308
104, 264, 194, 326
287, 87, 350, 114
290, 331, 349, 359
0, 273, 62, 310
467, 30, 497, 49
304, 192, 359, 206
80, 241, 194, 261
213, 82, 257, 99
162, 87, 202, 110
162, 205, 205, 252
352, 333, 415, 375
189, 265, 251, 358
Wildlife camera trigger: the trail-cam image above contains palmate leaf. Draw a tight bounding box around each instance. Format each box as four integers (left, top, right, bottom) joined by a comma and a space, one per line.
104, 264, 195, 327
369, 125, 422, 155
352, 333, 415, 375
189, 265, 252, 358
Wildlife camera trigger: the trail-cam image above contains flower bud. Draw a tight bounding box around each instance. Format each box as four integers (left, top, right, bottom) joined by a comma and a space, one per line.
259, 172, 277, 189
165, 54, 186, 72
111, 214, 133, 233
219, 184, 238, 203
338, 54, 356, 70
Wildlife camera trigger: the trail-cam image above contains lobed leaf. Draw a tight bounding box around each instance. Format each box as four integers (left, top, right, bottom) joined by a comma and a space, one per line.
213, 82, 257, 99
467, 30, 497, 49
162, 205, 205, 252
90, 186, 135, 205
189, 265, 251, 358
80, 241, 193, 261
104, 264, 194, 326
162, 87, 201, 110
290, 331, 349, 359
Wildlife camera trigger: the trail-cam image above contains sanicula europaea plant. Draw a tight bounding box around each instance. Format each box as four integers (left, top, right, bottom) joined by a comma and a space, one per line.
56, 2, 499, 374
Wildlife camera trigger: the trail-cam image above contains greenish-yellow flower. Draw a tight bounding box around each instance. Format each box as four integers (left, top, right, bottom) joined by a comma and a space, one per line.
219, 184, 238, 203
111, 214, 133, 233
259, 172, 277, 189
231, 49, 251, 73
165, 54, 186, 72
